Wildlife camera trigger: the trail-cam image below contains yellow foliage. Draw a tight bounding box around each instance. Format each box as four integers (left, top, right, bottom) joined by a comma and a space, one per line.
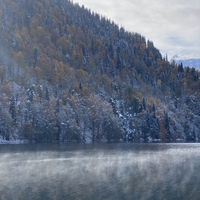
149, 52, 154, 60
137, 44, 145, 57
137, 74, 142, 83
43, 36, 52, 48
51, 28, 60, 43
141, 85, 150, 96
83, 87, 89, 96
101, 75, 111, 87
35, 66, 42, 80
157, 79, 161, 88
38, 54, 52, 81
14, 32, 22, 44
53, 68, 59, 84
21, 27, 29, 41
156, 99, 161, 104
15, 51, 25, 67
56, 61, 65, 79
36, 26, 46, 42
2, 77, 12, 98
56, 36, 69, 54
70, 25, 76, 35
76, 69, 89, 83
73, 80, 78, 91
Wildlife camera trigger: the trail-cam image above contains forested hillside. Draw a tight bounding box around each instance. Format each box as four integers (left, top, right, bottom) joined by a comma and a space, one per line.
0, 0, 200, 142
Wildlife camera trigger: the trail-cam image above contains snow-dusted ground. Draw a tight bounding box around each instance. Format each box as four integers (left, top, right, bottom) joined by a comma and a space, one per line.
0, 138, 29, 144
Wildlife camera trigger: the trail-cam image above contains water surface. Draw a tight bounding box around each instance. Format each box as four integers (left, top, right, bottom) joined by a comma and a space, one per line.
0, 143, 200, 200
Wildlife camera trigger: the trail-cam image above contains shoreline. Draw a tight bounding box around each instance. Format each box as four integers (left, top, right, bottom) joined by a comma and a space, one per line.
0, 138, 198, 144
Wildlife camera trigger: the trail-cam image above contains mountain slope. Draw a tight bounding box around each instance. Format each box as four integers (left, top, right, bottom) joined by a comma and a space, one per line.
0, 0, 200, 143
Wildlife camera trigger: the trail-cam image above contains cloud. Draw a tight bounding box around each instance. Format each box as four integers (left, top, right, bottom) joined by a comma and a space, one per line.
74, 0, 200, 59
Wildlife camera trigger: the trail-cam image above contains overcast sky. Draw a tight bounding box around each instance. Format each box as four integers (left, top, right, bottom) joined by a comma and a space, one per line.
73, 0, 200, 60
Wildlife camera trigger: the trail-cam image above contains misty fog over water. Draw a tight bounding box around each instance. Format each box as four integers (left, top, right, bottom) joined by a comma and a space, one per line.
0, 143, 200, 200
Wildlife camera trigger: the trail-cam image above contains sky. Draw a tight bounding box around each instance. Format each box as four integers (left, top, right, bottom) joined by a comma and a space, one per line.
73, 0, 200, 60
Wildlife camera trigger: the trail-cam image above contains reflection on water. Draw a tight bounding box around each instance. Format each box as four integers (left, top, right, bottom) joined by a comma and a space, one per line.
0, 143, 200, 200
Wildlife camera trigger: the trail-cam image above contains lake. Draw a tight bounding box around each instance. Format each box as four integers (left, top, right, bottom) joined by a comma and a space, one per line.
0, 143, 200, 200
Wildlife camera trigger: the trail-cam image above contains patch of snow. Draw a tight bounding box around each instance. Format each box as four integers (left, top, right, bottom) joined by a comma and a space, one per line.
0, 138, 29, 144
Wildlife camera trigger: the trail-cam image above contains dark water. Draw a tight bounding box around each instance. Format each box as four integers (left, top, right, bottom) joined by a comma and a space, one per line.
0, 143, 200, 200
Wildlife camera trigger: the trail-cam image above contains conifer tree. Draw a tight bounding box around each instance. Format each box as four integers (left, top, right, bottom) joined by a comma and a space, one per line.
104, 49, 109, 72
165, 112, 170, 139
58, 45, 63, 54
79, 82, 82, 90
12, 36, 17, 48
45, 87, 50, 101
99, 57, 104, 75
59, 23, 64, 37
13, 10, 17, 25
1, 4, 7, 30
178, 63, 184, 73
128, 56, 133, 70
91, 39, 95, 55
85, 48, 90, 62
109, 42, 114, 59
142, 98, 146, 110
152, 103, 155, 113
111, 64, 115, 78
150, 104, 160, 139
82, 44, 86, 57
56, 99, 61, 141
9, 95, 16, 124
142, 109, 150, 141
76, 53, 79, 63
116, 53, 121, 70
64, 25, 69, 36
34, 48, 39, 62
82, 57, 87, 71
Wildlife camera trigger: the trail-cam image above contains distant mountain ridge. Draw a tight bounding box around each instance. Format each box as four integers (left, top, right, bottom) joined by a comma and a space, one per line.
171, 50, 200, 70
